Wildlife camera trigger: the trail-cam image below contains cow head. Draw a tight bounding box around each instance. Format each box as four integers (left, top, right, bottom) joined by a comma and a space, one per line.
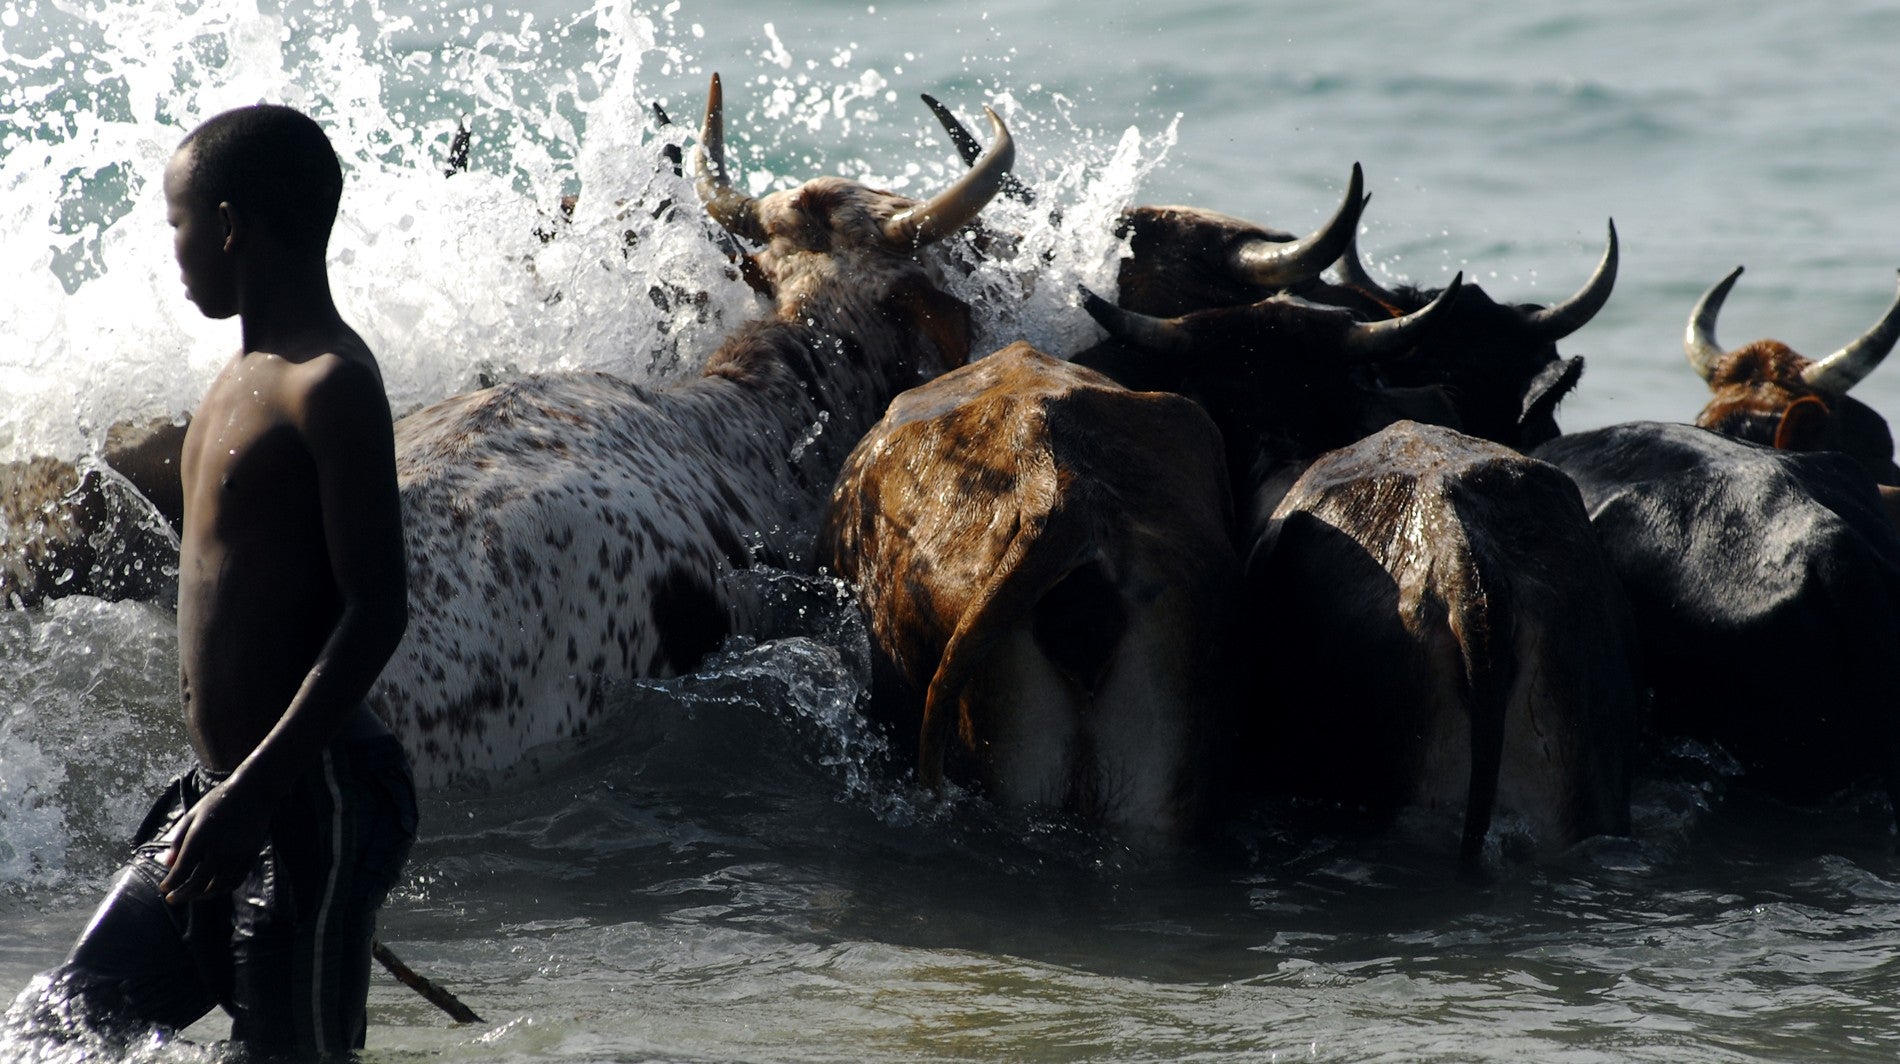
921, 95, 1364, 318
1684, 266, 1900, 483
1111, 165, 1367, 317
1332, 222, 1617, 450
693, 72, 1016, 381
1079, 278, 1463, 506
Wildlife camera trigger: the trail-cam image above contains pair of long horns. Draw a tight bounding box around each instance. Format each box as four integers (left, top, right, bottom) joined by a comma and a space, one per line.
693, 73, 1016, 250
1684, 266, 1900, 394
1081, 273, 1465, 363
1338, 220, 1620, 341
923, 97, 1366, 292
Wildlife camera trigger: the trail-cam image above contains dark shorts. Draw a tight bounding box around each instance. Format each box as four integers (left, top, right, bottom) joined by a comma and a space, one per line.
52, 720, 417, 1054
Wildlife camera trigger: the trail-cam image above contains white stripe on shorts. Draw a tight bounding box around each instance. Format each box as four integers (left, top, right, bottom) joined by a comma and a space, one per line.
310, 748, 346, 1054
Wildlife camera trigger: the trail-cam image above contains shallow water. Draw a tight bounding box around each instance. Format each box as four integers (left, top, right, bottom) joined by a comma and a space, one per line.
7, 1, 1900, 1060
8, 591, 1900, 1062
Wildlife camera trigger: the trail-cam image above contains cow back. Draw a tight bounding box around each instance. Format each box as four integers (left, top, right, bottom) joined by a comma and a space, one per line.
1245, 421, 1640, 853
821, 343, 1238, 837
1534, 421, 1900, 800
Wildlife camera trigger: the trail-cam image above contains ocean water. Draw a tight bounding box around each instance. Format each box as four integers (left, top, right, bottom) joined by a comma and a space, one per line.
6, 1, 1900, 1060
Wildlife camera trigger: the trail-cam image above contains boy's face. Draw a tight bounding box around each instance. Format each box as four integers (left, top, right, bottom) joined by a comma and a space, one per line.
162, 146, 238, 320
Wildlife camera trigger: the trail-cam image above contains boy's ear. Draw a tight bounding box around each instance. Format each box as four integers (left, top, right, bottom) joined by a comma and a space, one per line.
217, 200, 242, 253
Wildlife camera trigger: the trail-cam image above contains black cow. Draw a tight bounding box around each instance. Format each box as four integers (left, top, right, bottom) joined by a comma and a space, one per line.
1326, 223, 1618, 450
1250, 421, 1639, 854
1534, 421, 1900, 807
1083, 287, 1641, 858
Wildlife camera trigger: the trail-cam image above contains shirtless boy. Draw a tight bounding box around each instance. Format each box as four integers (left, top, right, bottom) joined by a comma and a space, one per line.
21, 104, 415, 1055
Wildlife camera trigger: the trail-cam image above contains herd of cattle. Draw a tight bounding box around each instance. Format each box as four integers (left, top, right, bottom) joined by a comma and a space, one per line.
8, 76, 1900, 861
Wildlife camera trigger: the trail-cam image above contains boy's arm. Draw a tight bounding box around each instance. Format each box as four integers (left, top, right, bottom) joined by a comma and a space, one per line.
160, 357, 408, 904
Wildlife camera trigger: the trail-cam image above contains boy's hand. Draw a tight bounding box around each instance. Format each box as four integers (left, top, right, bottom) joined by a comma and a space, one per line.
157, 777, 274, 905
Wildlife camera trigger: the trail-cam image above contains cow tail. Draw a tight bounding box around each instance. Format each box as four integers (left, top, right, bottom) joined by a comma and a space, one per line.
918, 504, 1093, 789
1453, 553, 1513, 864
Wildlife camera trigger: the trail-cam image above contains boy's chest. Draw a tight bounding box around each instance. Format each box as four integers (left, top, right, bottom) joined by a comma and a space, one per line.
181, 378, 320, 536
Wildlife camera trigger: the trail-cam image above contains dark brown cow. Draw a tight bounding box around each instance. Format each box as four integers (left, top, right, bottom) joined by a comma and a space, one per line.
923, 101, 1615, 450
820, 343, 1238, 839
1084, 291, 1641, 858
1, 418, 187, 608
1111, 166, 1367, 318
1684, 266, 1900, 484
921, 97, 1366, 320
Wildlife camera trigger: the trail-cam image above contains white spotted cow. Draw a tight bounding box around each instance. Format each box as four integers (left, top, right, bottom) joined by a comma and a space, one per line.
371, 74, 1015, 786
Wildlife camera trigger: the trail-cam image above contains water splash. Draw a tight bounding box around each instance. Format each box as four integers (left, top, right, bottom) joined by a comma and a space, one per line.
1, 0, 1177, 466
1, 0, 742, 460
0, 968, 231, 1064
0, 598, 182, 893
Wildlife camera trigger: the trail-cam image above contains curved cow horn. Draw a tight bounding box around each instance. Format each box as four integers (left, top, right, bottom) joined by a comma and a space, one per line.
1230, 163, 1366, 288
922, 92, 1035, 206
921, 93, 984, 168
1078, 285, 1196, 356
1338, 273, 1464, 362
1520, 219, 1619, 340
693, 73, 767, 245
1802, 270, 1900, 395
884, 105, 1016, 249
1684, 265, 1744, 382
1331, 194, 1401, 301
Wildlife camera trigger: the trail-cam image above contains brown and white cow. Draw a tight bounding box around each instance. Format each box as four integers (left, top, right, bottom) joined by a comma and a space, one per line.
370, 75, 1015, 786
1684, 266, 1900, 484
1084, 290, 1641, 858
819, 343, 1238, 840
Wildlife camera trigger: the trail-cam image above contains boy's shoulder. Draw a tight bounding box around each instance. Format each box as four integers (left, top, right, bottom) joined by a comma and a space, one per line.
290, 340, 382, 392
274, 331, 389, 424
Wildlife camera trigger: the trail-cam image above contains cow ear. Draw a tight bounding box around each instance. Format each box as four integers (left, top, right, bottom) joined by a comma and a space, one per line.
883, 274, 973, 373
1519, 355, 1585, 427
1773, 394, 1832, 451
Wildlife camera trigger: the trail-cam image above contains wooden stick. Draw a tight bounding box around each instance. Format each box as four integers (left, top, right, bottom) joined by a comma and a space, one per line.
372, 938, 485, 1024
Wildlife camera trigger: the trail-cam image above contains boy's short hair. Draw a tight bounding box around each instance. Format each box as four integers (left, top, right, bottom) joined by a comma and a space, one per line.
178, 104, 343, 254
